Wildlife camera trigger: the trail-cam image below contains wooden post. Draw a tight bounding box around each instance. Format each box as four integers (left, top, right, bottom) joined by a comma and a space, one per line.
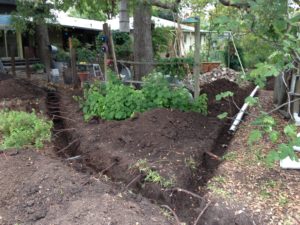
103, 23, 118, 74
104, 52, 108, 82
24, 47, 31, 79
10, 47, 16, 77
193, 19, 201, 98
69, 37, 79, 88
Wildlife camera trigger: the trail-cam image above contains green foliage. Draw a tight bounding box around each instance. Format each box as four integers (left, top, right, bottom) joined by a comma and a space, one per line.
156, 57, 193, 80
77, 45, 97, 63
223, 41, 245, 71
215, 91, 234, 101
248, 113, 299, 165
152, 27, 173, 57
112, 31, 133, 59
56, 49, 70, 62
247, 63, 279, 87
132, 159, 173, 188
248, 129, 263, 145
12, 1, 55, 33
32, 63, 45, 72
245, 96, 259, 107
0, 110, 52, 150
142, 72, 207, 114
217, 112, 228, 120
78, 72, 208, 121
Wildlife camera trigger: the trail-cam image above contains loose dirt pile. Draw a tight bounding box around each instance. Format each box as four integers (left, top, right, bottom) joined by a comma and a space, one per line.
201, 78, 253, 117
0, 77, 46, 112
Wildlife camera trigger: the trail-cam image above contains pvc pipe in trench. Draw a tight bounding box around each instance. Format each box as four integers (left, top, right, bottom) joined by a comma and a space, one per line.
229, 85, 260, 132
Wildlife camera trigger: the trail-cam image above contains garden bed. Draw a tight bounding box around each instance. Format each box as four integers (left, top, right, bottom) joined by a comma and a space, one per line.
50, 78, 253, 223
0, 76, 257, 224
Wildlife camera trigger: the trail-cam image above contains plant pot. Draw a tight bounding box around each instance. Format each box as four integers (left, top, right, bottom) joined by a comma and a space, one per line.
78, 71, 89, 82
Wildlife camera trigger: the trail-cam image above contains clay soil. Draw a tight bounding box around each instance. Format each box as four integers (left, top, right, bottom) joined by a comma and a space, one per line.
0, 76, 256, 225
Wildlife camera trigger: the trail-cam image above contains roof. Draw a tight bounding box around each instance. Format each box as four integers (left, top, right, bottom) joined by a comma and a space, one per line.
54, 11, 197, 32
0, 12, 202, 33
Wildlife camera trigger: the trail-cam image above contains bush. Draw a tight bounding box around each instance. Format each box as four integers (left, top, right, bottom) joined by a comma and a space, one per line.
79, 72, 208, 121
0, 110, 53, 150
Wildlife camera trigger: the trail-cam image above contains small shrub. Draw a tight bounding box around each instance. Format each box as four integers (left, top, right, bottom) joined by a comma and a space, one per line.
0, 110, 53, 150
32, 63, 44, 72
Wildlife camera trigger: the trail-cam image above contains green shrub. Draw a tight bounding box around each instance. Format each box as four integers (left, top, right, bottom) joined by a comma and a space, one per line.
79, 72, 208, 121
156, 57, 193, 80
0, 110, 53, 150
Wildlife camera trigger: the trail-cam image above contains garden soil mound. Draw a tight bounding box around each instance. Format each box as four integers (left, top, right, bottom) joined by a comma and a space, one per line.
0, 77, 45, 99
201, 78, 253, 117
0, 77, 46, 112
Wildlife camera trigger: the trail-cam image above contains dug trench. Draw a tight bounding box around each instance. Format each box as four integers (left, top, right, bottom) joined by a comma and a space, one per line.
47, 79, 255, 224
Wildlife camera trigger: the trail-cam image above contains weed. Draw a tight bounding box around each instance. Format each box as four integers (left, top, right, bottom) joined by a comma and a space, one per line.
207, 183, 230, 198
184, 156, 197, 170
279, 195, 289, 206
131, 159, 174, 188
222, 152, 238, 161
212, 175, 226, 184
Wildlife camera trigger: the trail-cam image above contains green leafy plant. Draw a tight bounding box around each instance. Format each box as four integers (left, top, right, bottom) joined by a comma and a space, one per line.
0, 110, 53, 150
156, 57, 193, 80
131, 159, 173, 188
248, 113, 299, 165
78, 72, 208, 121
32, 63, 45, 72
215, 91, 234, 101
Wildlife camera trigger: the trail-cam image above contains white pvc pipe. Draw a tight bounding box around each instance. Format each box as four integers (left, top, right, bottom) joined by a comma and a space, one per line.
229, 85, 260, 132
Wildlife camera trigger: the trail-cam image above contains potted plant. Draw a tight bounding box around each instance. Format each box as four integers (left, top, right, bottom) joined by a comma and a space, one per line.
32, 63, 45, 73
76, 45, 96, 83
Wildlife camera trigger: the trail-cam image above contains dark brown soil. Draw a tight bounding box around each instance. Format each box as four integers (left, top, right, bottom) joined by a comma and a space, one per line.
0, 150, 172, 225
0, 76, 257, 225
201, 78, 254, 117
0, 77, 45, 100
53, 78, 254, 223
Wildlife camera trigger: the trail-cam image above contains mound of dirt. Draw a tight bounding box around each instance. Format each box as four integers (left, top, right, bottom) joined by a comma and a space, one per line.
0, 77, 47, 112
0, 78, 45, 99
201, 78, 253, 117
0, 150, 172, 225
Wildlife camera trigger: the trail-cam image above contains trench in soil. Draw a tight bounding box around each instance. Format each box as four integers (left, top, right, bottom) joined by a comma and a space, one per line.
46, 88, 243, 224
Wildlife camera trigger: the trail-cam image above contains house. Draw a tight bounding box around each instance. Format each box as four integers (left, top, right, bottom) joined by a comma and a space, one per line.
0, 1, 205, 60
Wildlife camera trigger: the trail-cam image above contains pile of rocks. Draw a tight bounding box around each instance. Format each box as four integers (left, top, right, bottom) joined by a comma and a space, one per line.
199, 67, 239, 86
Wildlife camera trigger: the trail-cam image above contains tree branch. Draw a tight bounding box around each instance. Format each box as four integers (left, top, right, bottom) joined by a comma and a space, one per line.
142, 0, 181, 11
218, 0, 251, 9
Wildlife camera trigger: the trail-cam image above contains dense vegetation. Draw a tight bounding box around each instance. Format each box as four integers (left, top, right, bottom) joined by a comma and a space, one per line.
77, 72, 208, 121
0, 111, 53, 150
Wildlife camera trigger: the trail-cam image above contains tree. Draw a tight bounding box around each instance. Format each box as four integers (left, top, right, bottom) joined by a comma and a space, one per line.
133, 0, 180, 80
13, 0, 56, 81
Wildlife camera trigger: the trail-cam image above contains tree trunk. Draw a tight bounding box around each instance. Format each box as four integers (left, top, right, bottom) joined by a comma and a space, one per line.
133, 2, 154, 80
119, 0, 130, 32
36, 24, 51, 82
